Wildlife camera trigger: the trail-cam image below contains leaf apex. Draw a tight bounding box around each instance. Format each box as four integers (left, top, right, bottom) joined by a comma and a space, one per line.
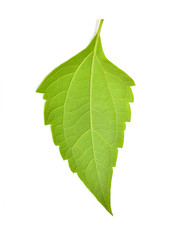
106, 206, 113, 216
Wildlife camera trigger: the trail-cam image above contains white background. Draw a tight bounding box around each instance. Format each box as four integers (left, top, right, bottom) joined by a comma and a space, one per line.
0, 0, 195, 239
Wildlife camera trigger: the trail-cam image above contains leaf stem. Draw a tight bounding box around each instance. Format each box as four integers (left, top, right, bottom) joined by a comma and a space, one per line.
97, 19, 104, 37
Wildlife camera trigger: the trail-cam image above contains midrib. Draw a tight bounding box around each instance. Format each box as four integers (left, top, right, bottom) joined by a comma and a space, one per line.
90, 34, 107, 206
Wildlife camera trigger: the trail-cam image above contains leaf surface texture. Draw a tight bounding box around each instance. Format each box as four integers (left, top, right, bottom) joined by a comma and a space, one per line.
37, 20, 135, 214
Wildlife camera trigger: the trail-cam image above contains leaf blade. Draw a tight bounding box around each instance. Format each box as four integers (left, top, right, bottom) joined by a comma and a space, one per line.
37, 20, 134, 214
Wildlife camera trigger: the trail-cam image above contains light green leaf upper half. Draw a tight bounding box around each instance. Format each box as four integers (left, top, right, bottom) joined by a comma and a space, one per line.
36, 19, 135, 215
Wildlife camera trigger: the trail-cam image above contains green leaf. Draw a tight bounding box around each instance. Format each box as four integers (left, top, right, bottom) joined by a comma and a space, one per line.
36, 19, 135, 215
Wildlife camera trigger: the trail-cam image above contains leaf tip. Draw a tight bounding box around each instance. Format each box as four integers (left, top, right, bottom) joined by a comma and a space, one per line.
102, 200, 113, 216
107, 208, 113, 216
